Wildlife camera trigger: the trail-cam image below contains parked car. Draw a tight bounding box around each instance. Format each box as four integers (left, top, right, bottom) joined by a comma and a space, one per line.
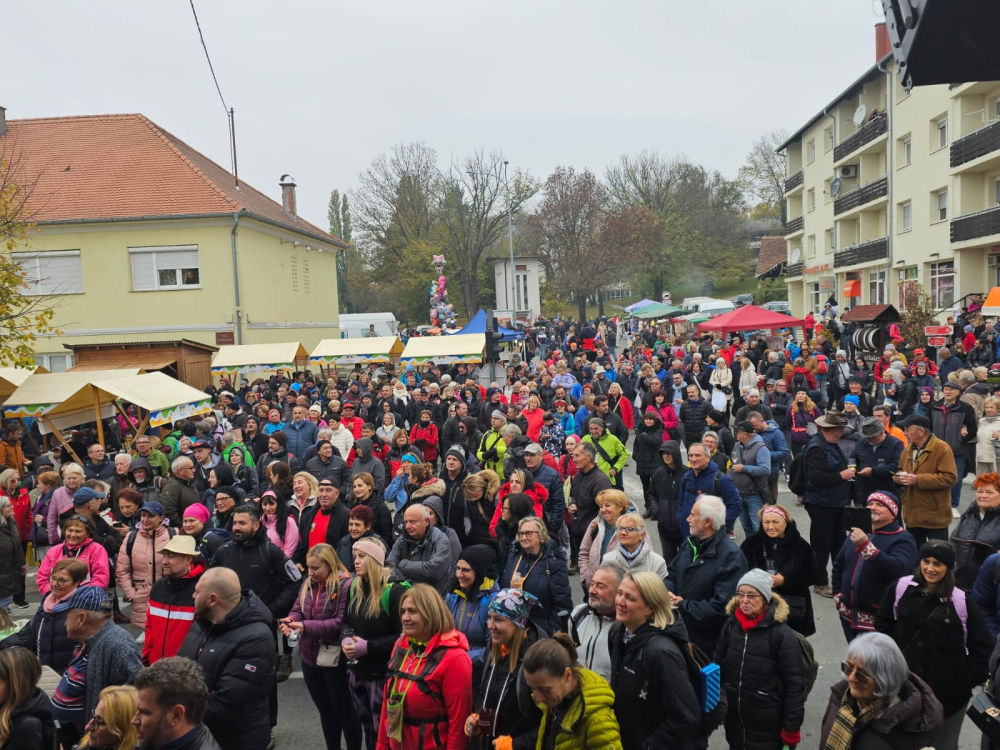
735, 293, 754, 307
762, 301, 792, 316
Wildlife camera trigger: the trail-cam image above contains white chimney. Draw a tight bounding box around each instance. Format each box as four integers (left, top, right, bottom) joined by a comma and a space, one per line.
279, 174, 297, 217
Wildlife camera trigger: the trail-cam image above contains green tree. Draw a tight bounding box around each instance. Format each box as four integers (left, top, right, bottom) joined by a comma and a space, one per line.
341, 194, 352, 244
327, 189, 343, 240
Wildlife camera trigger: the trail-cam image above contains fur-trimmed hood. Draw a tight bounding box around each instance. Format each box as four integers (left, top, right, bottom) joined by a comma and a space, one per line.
411, 478, 447, 502
725, 590, 790, 623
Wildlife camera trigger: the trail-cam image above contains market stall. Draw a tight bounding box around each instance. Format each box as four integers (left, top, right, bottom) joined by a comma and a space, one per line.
308, 337, 404, 372
211, 342, 308, 380
400, 334, 485, 366
0, 366, 47, 401
633, 302, 681, 319
695, 304, 806, 340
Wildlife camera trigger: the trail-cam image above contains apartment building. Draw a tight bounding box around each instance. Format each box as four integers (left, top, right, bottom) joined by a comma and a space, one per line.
780, 24, 1000, 320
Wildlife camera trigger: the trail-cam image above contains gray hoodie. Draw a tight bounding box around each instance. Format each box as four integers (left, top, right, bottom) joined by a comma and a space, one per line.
350, 438, 386, 496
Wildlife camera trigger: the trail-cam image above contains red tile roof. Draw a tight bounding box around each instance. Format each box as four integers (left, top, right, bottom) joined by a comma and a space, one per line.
3, 113, 346, 248
755, 235, 788, 278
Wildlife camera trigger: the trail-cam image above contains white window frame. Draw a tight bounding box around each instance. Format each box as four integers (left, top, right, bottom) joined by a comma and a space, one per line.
12, 250, 84, 296
809, 283, 822, 314
994, 177, 1000, 207
829, 227, 836, 254
937, 118, 948, 150
32, 353, 74, 373
936, 190, 948, 222
807, 139, 816, 165
808, 188, 816, 212
807, 235, 816, 258
901, 202, 912, 232
903, 138, 912, 166
129, 245, 201, 292
930, 260, 955, 309
898, 267, 918, 309
869, 270, 886, 304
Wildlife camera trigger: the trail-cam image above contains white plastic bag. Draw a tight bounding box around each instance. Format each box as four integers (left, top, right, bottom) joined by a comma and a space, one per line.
711, 390, 727, 412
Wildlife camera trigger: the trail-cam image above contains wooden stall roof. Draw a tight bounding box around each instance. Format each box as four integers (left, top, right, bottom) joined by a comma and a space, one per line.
842, 304, 900, 324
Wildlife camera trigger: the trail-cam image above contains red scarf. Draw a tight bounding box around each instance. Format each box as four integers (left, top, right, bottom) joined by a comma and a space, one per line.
734, 606, 765, 632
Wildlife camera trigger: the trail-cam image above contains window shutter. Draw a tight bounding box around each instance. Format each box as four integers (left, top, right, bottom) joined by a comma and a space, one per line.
131, 252, 156, 291
156, 249, 199, 272
37, 254, 83, 295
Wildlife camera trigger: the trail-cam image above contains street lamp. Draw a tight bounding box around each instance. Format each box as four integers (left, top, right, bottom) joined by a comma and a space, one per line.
469, 161, 516, 318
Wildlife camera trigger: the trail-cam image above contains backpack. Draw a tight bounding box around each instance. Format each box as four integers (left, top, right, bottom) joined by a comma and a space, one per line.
386, 637, 459, 746
125, 526, 176, 560
787, 450, 808, 497
816, 356, 828, 375
893, 575, 968, 645
349, 577, 411, 618
775, 627, 819, 697
679, 640, 727, 736
790, 372, 808, 394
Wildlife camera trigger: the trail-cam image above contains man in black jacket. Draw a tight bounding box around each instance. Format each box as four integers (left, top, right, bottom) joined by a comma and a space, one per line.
440, 401, 469, 454
852, 417, 904, 501
931, 381, 978, 516
304, 439, 350, 494
179, 568, 275, 750
568, 442, 613, 571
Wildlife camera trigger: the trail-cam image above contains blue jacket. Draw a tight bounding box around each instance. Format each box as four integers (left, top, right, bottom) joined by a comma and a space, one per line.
939, 354, 963, 383
832, 520, 917, 632
532, 463, 567, 535
445, 580, 497, 677
677, 467, 741, 536
972, 553, 1000, 639
757, 422, 789, 475
499, 539, 572, 635
283, 419, 318, 461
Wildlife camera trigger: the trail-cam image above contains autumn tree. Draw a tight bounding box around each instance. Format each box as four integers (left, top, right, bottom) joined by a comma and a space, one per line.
0, 138, 58, 367
897, 282, 937, 350
738, 130, 789, 225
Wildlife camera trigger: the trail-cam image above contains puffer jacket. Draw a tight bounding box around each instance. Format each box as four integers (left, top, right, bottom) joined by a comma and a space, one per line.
535, 667, 621, 750
819, 674, 943, 750
875, 576, 992, 715
713, 594, 806, 750
178, 592, 276, 750
286, 572, 351, 668
143, 563, 204, 665
37, 538, 110, 596
978, 414, 1000, 470
488, 483, 550, 538
4, 687, 55, 750
376, 630, 473, 750
952, 504, 1000, 590
678, 396, 710, 443
128, 457, 162, 507
740, 522, 819, 636
116, 522, 175, 628
609, 618, 699, 750
499, 539, 573, 635
444, 578, 497, 683
0, 594, 76, 672
648, 442, 685, 542
633, 417, 665, 478
386, 525, 454, 595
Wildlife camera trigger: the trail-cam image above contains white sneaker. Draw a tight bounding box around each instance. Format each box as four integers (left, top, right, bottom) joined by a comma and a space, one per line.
952, 507, 961, 519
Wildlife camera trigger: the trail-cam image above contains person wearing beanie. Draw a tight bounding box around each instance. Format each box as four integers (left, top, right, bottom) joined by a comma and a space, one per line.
833, 491, 918, 642
714, 568, 806, 750
445, 544, 499, 689
257, 428, 300, 494
181, 501, 229, 564
875, 540, 992, 747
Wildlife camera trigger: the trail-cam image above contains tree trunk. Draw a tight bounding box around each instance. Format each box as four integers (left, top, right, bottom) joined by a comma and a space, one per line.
651, 275, 664, 302
461, 271, 478, 321
598, 293, 605, 318
577, 295, 587, 323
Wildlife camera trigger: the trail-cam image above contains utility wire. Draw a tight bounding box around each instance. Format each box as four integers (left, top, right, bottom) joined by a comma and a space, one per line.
188, 0, 237, 182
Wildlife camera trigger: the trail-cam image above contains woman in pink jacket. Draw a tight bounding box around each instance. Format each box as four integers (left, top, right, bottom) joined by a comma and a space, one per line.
37, 514, 110, 595
45, 463, 85, 544
115, 501, 174, 629
261, 490, 300, 558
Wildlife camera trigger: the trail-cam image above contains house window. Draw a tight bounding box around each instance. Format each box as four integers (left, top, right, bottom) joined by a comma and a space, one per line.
807, 139, 816, 164
808, 189, 816, 212
898, 266, 918, 309
32, 353, 73, 373
935, 190, 948, 221
12, 251, 83, 296
809, 283, 822, 314
903, 139, 912, 166
808, 235, 816, 258
825, 127, 835, 152
901, 202, 912, 232
828, 227, 836, 254
937, 118, 948, 149
129, 246, 200, 291
869, 270, 886, 304
929, 260, 955, 309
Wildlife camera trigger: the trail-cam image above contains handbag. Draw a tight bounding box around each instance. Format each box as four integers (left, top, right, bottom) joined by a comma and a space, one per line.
316, 642, 341, 668
968, 689, 1000, 745
806, 423, 818, 436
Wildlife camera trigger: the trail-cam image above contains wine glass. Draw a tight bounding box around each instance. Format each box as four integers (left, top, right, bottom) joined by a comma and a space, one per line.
342, 627, 358, 665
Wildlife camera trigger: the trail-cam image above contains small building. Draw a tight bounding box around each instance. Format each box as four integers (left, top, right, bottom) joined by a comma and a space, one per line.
755, 236, 789, 280
64, 339, 218, 390
489, 256, 543, 323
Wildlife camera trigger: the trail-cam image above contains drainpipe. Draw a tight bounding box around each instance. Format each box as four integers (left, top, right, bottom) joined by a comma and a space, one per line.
231, 212, 243, 344
878, 57, 894, 296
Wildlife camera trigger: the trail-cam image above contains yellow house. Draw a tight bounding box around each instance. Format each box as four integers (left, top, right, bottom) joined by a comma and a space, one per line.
0, 107, 346, 371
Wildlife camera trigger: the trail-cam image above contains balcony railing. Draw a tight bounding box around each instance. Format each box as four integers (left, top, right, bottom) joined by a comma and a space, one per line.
834, 237, 889, 268
834, 175, 888, 215
784, 170, 803, 192
951, 204, 1000, 242
834, 115, 888, 162
786, 262, 803, 278
786, 216, 804, 233
951, 121, 1000, 168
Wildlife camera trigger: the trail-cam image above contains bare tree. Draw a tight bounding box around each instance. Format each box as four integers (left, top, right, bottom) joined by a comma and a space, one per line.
738, 130, 789, 224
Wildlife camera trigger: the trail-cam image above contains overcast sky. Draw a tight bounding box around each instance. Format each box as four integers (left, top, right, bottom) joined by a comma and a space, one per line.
7, 1, 887, 233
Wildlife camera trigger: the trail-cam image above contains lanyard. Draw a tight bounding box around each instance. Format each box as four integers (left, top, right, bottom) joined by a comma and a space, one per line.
511, 553, 541, 588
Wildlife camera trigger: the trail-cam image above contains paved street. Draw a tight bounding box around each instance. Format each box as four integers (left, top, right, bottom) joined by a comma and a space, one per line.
17, 462, 985, 749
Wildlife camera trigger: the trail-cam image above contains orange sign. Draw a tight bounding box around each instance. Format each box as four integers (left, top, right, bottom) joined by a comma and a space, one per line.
803, 264, 831, 275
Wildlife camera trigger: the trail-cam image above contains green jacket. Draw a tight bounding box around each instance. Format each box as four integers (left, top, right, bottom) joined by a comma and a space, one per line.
477, 429, 507, 477
535, 667, 621, 750
582, 432, 629, 479
131, 447, 170, 478
222, 441, 256, 468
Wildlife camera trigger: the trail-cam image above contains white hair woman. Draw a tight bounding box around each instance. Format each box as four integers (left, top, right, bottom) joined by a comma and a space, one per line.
46, 462, 85, 544
820, 632, 943, 749
601, 513, 668, 580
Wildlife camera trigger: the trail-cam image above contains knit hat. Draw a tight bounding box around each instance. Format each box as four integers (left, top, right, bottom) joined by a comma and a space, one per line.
707, 410, 726, 424
352, 537, 385, 567
491, 410, 507, 422
269, 431, 287, 448
488, 588, 538, 629
64, 585, 113, 613
919, 386, 936, 399
458, 544, 497, 579
919, 541, 956, 570
183, 503, 211, 524
867, 491, 900, 518
445, 445, 468, 464
737, 569, 773, 603
844, 394, 860, 407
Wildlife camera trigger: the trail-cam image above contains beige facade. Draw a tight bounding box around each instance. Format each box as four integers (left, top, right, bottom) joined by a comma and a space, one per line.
781, 56, 1000, 322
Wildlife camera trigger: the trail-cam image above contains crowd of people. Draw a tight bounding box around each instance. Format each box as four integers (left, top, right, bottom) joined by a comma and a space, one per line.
2, 307, 1000, 749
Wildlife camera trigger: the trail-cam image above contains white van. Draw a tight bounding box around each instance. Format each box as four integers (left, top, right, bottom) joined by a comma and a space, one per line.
680, 296, 715, 311
338, 312, 399, 339
699, 301, 736, 317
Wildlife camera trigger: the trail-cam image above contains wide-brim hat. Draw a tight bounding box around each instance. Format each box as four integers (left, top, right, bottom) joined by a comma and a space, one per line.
815, 412, 849, 429
162, 534, 199, 556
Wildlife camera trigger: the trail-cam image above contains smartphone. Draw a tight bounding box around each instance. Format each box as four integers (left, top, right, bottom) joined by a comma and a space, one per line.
846, 506, 873, 534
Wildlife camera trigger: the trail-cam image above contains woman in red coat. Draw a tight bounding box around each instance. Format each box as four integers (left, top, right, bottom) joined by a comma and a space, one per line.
377, 584, 472, 750
409, 410, 440, 465
647, 391, 680, 442
488, 469, 550, 537
607, 383, 635, 433
522, 395, 545, 443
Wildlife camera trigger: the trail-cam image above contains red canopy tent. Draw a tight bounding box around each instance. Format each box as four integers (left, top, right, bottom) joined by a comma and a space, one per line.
696, 304, 807, 339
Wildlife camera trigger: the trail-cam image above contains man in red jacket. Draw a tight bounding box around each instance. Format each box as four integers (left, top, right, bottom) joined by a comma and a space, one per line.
143, 534, 204, 665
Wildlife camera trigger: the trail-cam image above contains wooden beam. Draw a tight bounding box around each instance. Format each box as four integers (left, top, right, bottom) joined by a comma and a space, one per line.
41, 416, 82, 464
133, 414, 150, 441
92, 389, 105, 446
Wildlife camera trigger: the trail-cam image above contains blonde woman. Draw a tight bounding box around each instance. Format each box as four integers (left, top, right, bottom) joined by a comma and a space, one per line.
279, 543, 360, 750
291, 471, 319, 516
578, 489, 630, 590
0, 646, 54, 749
77, 685, 138, 750
739, 357, 758, 395
609, 572, 698, 750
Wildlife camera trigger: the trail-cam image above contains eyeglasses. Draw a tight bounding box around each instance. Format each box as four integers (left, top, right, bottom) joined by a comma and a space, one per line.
617, 527, 640, 534
50, 576, 72, 585
841, 662, 872, 684
517, 530, 539, 538
736, 591, 762, 601
88, 716, 107, 728
455, 566, 474, 574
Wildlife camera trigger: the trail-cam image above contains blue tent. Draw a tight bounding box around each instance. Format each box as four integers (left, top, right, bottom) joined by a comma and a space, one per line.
452, 309, 524, 341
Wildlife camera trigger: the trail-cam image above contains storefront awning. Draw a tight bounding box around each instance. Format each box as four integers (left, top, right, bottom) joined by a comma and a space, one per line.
844, 279, 862, 298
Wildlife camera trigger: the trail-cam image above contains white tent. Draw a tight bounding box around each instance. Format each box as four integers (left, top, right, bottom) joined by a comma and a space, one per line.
309, 337, 404, 366
400, 335, 485, 365
211, 343, 308, 377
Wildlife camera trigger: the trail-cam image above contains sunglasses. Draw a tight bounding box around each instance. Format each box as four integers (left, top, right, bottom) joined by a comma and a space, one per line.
841, 661, 872, 684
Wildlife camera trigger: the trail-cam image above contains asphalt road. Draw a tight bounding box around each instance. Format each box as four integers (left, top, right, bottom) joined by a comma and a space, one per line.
19, 463, 986, 750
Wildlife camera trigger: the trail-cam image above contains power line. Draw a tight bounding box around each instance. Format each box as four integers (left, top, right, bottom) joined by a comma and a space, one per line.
188, 0, 238, 185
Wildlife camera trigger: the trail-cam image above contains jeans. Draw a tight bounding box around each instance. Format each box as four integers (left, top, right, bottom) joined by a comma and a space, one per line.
738, 494, 763, 536
0, 596, 10, 612
302, 663, 363, 750
951, 453, 965, 509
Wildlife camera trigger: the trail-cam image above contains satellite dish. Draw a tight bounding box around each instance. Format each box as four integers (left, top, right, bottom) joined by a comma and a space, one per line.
830, 178, 842, 197
853, 104, 868, 126
790, 248, 801, 264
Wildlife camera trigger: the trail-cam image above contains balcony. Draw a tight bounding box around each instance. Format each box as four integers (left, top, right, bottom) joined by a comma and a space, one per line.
784, 170, 803, 193
834, 115, 888, 162
786, 262, 803, 278
834, 237, 889, 268
951, 121, 1000, 169
834, 175, 888, 216
951, 205, 1000, 243
786, 216, 804, 234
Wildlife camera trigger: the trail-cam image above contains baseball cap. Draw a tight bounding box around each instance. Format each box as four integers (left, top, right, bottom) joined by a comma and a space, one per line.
192, 437, 213, 450
64, 585, 112, 614
72, 487, 106, 506
524, 443, 544, 455
140, 501, 166, 516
